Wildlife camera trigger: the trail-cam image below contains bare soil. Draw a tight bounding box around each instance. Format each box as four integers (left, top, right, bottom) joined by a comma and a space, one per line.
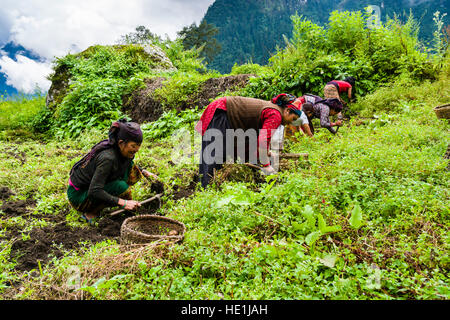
123, 77, 167, 123
0, 186, 15, 200
1, 177, 195, 272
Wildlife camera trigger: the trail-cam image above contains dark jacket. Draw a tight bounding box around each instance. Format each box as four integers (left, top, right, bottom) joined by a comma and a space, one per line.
69, 147, 132, 206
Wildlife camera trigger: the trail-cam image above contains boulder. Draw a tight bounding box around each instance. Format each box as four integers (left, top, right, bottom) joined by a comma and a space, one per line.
45, 44, 176, 108
186, 74, 256, 110
123, 74, 256, 123
123, 77, 167, 123
142, 44, 176, 72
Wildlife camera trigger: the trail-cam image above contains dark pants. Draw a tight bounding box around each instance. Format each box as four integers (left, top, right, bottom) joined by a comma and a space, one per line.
199, 109, 231, 188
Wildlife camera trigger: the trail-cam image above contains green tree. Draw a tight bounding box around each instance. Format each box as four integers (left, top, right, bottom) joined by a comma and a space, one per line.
177, 20, 222, 65
118, 25, 162, 45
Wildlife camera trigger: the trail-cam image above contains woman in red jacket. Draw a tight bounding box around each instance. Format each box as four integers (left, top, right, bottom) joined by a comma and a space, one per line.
195, 94, 303, 187
323, 76, 355, 102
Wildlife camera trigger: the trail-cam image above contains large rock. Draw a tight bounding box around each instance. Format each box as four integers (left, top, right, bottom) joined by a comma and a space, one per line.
142, 44, 176, 72
123, 77, 167, 123
45, 44, 176, 108
45, 63, 71, 108
186, 74, 256, 110
123, 74, 256, 124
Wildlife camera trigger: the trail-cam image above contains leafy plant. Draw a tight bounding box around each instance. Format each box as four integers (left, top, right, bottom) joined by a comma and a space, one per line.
141, 107, 201, 141
79, 274, 131, 299
240, 10, 438, 101
0, 93, 46, 132
53, 78, 126, 139
152, 72, 211, 109
349, 203, 363, 230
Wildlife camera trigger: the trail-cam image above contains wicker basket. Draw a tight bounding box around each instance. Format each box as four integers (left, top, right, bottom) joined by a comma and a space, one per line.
434, 104, 450, 119
120, 215, 185, 245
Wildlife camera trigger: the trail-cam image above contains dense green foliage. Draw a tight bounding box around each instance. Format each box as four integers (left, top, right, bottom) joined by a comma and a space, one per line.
33, 42, 208, 139
178, 21, 222, 65
0, 93, 46, 139
42, 45, 153, 138
238, 10, 438, 101
140, 107, 201, 141
0, 8, 448, 300
203, 0, 448, 73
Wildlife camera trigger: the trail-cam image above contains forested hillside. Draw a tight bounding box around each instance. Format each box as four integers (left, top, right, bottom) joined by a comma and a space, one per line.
203, 0, 448, 72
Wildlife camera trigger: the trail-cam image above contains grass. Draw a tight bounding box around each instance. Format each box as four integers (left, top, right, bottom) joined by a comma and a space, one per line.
0, 65, 448, 300
0, 94, 46, 139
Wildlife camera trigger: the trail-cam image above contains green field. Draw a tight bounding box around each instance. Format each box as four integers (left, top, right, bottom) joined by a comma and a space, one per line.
0, 10, 448, 300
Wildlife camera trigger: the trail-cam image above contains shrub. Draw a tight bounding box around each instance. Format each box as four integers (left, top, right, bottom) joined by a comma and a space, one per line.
141, 107, 201, 141
240, 10, 438, 101
43, 42, 208, 138
152, 72, 211, 109
53, 79, 126, 138
229, 62, 268, 76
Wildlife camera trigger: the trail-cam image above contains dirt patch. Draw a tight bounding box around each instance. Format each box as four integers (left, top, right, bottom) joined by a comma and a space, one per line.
3, 147, 27, 165
151, 180, 165, 194
6, 195, 162, 272
0, 186, 15, 200
10, 222, 109, 272
122, 77, 166, 123
97, 213, 130, 237
0, 199, 36, 217
173, 186, 195, 200
172, 173, 199, 200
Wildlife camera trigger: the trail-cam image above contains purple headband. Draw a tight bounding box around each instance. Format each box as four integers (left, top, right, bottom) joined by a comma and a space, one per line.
117, 121, 143, 144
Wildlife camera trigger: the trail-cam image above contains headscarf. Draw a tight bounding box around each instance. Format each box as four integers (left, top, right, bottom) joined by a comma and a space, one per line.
70, 119, 143, 174
271, 93, 303, 117
117, 121, 143, 144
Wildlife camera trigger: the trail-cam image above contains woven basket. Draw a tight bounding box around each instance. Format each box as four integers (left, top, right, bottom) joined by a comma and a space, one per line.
434, 104, 450, 119
120, 215, 185, 245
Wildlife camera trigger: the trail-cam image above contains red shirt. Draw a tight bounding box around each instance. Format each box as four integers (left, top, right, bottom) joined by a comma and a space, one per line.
195, 97, 228, 135
333, 80, 352, 93
195, 97, 282, 152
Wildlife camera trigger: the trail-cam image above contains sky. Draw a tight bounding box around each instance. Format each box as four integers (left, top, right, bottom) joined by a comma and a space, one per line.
0, 0, 215, 94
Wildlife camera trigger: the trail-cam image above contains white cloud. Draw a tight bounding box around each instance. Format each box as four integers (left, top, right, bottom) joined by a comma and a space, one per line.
0, 55, 52, 94
0, 0, 215, 93
0, 0, 215, 60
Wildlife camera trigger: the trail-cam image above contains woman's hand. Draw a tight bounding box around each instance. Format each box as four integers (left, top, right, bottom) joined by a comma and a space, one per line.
261, 165, 276, 175
119, 199, 141, 211
125, 200, 141, 211
301, 124, 314, 137
142, 169, 159, 180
